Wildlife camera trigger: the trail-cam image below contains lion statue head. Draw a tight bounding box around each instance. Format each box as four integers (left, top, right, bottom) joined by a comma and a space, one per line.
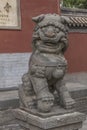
32, 14, 70, 54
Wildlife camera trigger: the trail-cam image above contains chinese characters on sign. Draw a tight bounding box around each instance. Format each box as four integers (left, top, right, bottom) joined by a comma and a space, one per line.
0, 0, 21, 29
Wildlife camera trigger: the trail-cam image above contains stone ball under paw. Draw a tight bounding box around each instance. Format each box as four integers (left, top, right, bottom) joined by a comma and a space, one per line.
37, 97, 54, 112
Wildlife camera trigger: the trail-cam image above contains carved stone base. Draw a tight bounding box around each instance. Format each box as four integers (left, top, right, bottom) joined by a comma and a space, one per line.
14, 109, 86, 130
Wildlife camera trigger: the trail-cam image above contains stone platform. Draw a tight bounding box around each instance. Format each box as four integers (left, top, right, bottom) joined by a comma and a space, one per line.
14, 109, 86, 130
0, 108, 86, 130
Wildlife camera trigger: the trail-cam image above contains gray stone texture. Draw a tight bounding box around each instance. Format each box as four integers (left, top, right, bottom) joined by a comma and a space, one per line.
14, 109, 86, 130
66, 83, 87, 114
1, 82, 87, 114
0, 53, 31, 89
81, 118, 87, 130
19, 14, 75, 113
0, 124, 22, 130
0, 109, 86, 130
0, 90, 19, 110
0, 109, 23, 130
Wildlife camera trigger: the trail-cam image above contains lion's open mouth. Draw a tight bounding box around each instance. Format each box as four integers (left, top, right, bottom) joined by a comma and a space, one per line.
40, 42, 58, 49
39, 31, 60, 43
44, 42, 57, 47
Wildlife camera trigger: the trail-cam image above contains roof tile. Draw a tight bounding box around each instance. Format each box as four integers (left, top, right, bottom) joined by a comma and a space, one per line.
68, 16, 87, 27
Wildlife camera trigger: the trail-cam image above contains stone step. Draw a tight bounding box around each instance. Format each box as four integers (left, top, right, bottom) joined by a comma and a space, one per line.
0, 90, 19, 110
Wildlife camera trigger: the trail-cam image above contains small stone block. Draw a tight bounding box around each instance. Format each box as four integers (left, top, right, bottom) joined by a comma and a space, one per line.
14, 109, 86, 130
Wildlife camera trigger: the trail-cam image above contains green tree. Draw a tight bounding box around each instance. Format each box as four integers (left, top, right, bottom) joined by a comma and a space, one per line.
62, 0, 87, 9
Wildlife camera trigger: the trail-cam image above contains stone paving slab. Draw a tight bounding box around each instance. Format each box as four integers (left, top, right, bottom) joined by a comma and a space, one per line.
80, 118, 87, 130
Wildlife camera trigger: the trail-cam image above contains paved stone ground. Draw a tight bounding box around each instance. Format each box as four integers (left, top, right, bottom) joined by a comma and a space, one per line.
66, 72, 87, 130
80, 118, 87, 130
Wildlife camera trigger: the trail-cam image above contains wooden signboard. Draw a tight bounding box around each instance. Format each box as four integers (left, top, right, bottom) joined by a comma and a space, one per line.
0, 0, 21, 30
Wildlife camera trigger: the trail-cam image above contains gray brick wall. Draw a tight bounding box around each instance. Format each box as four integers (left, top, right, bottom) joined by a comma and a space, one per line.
0, 53, 31, 88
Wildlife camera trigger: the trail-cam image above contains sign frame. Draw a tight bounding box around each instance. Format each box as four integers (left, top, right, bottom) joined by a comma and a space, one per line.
0, 0, 21, 30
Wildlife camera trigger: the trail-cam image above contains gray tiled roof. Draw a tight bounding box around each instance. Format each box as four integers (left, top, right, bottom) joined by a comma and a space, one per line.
61, 7, 87, 32
68, 16, 87, 27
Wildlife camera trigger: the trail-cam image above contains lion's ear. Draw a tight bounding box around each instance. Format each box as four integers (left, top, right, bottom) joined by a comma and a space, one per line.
32, 14, 45, 23
61, 16, 71, 25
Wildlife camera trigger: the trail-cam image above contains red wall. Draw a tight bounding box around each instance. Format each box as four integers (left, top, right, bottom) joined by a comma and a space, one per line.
0, 0, 59, 53
65, 33, 87, 72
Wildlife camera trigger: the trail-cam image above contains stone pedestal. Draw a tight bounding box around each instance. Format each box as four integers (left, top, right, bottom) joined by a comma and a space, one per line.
14, 109, 86, 130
